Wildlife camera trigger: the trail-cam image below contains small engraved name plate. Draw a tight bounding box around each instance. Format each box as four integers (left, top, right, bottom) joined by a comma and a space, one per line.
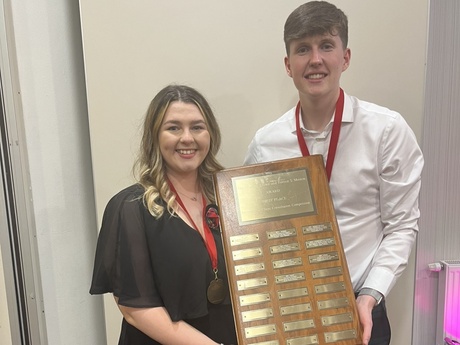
230, 233, 260, 246
324, 330, 357, 343
235, 262, 266, 276
232, 247, 263, 261
242, 308, 274, 322
278, 287, 309, 300
309, 251, 339, 264
270, 242, 300, 254
283, 319, 315, 332
237, 277, 268, 291
280, 303, 312, 315
315, 282, 346, 294
306, 237, 336, 249
287, 335, 319, 345
273, 257, 303, 269
311, 267, 343, 279
267, 228, 297, 239
317, 297, 350, 310
321, 313, 353, 326
245, 324, 277, 338
302, 222, 332, 234
239, 293, 271, 306
275, 272, 306, 284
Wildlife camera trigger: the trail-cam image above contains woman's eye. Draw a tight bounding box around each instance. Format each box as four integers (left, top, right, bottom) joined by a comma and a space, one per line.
166, 126, 179, 131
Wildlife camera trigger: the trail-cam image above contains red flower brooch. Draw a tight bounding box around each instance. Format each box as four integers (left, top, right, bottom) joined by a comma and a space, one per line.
205, 205, 220, 230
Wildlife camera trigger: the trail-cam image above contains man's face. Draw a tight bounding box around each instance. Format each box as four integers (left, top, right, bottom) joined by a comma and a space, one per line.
284, 33, 351, 100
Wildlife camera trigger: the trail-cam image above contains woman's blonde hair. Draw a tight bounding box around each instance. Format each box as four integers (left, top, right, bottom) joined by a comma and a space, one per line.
134, 84, 223, 218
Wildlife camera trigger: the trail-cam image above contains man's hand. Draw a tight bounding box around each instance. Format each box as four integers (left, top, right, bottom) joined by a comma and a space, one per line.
356, 294, 377, 345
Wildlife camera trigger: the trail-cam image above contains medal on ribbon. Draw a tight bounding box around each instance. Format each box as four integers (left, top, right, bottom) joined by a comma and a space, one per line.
204, 204, 226, 304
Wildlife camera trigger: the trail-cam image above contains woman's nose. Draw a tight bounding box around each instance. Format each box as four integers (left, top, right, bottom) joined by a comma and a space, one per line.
180, 129, 194, 142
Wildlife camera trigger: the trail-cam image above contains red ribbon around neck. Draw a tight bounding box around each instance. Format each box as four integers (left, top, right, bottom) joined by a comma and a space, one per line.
168, 182, 218, 271
295, 88, 344, 181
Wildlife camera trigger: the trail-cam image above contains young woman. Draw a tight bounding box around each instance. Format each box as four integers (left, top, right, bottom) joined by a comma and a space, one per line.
90, 84, 237, 345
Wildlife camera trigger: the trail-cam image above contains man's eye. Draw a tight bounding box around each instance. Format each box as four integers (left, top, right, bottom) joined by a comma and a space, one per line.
297, 47, 309, 54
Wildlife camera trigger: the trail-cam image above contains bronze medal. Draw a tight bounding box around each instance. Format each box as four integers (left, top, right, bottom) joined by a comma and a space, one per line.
207, 278, 226, 304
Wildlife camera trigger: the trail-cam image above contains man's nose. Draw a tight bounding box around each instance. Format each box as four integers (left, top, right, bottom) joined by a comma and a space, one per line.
310, 48, 322, 65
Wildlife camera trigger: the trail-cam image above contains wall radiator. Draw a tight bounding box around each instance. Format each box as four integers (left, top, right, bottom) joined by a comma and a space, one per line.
432, 260, 460, 345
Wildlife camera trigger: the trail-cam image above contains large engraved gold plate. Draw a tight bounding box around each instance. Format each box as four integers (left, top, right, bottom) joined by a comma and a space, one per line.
213, 156, 363, 345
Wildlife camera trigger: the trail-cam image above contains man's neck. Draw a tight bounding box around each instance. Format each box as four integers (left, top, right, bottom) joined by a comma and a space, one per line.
299, 90, 340, 132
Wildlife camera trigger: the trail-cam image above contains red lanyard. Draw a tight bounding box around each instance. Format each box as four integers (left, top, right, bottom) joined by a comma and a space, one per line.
295, 88, 344, 181
169, 183, 218, 270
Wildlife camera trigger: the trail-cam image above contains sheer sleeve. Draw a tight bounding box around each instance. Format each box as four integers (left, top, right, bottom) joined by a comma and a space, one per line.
89, 184, 163, 308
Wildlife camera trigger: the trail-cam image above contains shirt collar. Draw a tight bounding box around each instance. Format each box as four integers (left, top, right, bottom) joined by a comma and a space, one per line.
289, 91, 354, 135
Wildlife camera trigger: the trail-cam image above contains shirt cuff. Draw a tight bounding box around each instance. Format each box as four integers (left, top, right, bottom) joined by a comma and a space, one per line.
358, 288, 384, 305
362, 266, 396, 297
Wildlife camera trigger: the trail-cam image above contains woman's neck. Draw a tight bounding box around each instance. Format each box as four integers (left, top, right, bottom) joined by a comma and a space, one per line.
167, 171, 200, 194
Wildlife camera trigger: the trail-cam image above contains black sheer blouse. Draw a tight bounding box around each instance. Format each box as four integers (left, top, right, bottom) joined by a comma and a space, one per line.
90, 184, 236, 344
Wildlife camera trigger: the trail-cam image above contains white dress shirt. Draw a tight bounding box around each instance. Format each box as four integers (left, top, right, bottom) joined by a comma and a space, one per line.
243, 92, 424, 296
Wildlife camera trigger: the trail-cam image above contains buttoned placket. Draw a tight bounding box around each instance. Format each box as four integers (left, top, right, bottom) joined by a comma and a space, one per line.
301, 122, 333, 161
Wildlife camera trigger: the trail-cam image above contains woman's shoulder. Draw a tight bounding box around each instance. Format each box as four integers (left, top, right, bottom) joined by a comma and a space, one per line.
104, 184, 145, 214
110, 183, 145, 202
113, 183, 144, 199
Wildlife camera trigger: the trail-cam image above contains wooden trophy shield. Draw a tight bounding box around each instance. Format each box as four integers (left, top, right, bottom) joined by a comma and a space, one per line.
213, 155, 363, 345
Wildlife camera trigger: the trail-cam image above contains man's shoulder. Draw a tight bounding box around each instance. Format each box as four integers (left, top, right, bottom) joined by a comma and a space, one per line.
254, 106, 296, 136
244, 106, 299, 165
345, 94, 415, 140
348, 94, 401, 120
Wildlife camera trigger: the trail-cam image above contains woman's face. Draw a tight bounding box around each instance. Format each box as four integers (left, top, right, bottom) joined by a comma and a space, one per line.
158, 101, 211, 178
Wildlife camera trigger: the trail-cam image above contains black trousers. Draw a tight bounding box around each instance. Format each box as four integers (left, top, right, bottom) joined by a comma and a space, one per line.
369, 299, 391, 345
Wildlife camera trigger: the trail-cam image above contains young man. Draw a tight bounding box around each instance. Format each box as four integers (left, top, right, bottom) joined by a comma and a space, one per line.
243, 2, 424, 345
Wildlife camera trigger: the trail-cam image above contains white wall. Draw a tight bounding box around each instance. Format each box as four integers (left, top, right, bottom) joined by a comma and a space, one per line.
79, 1, 428, 344
2, 0, 105, 343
